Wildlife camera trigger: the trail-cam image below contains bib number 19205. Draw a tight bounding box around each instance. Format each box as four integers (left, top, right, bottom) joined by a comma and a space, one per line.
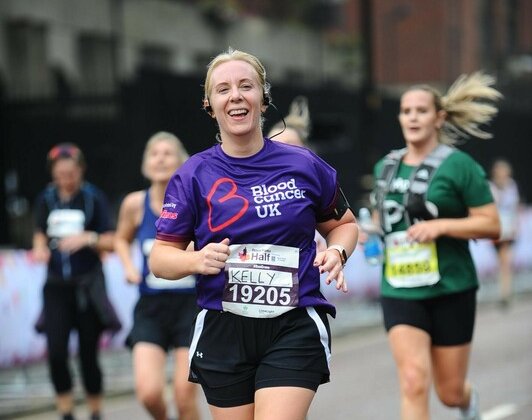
228, 284, 291, 306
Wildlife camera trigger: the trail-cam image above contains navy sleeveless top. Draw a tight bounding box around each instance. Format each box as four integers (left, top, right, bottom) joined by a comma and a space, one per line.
137, 189, 196, 296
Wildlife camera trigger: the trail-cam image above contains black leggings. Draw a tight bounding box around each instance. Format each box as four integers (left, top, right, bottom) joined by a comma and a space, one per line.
43, 282, 104, 395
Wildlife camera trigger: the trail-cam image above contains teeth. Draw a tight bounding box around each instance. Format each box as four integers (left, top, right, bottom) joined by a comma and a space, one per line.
229, 109, 247, 116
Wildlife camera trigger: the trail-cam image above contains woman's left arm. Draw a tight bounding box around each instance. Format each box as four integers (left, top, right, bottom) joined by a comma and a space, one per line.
407, 203, 500, 242
315, 209, 359, 292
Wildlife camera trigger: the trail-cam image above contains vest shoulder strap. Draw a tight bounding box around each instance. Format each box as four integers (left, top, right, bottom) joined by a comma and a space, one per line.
407, 144, 454, 196
375, 147, 407, 208
374, 144, 455, 226
44, 183, 96, 227
80, 183, 95, 224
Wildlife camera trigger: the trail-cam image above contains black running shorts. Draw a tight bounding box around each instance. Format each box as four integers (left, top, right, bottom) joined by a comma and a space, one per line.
381, 288, 477, 346
127, 293, 199, 351
188, 306, 332, 407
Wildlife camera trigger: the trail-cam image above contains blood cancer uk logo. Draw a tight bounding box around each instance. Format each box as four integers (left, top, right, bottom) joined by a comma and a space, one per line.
207, 178, 249, 232
250, 178, 306, 219
205, 177, 307, 233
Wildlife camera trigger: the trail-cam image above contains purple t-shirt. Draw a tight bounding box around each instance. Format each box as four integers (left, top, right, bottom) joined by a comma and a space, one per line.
156, 138, 338, 316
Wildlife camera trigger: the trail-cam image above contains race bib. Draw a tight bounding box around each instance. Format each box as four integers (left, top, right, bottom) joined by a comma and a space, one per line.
142, 238, 195, 289
222, 244, 299, 318
47, 209, 85, 238
385, 231, 440, 288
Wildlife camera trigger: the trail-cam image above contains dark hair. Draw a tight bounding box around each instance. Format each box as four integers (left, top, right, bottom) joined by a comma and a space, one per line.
47, 143, 86, 170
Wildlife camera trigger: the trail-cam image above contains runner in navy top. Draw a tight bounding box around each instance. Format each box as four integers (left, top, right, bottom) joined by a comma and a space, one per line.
32, 143, 118, 420
115, 132, 200, 420
150, 48, 359, 420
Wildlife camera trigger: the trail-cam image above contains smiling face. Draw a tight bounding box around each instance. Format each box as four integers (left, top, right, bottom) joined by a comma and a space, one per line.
207, 59, 266, 141
143, 139, 182, 183
399, 89, 445, 148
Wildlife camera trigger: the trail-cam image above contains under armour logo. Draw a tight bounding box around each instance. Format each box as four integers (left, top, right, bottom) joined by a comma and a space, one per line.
196, 351, 203, 358
416, 169, 429, 180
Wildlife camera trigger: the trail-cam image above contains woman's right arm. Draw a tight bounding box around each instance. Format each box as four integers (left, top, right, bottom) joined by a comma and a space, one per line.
32, 231, 50, 263
150, 238, 231, 280
114, 192, 143, 284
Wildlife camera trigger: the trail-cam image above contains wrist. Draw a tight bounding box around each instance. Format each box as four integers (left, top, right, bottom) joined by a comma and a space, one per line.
87, 232, 99, 247
326, 244, 347, 266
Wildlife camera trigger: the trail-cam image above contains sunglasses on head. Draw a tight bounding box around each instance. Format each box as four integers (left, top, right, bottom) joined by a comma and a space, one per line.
47, 144, 81, 161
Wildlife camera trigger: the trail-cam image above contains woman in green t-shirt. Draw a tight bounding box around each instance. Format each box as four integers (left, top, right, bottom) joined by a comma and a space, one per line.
368, 73, 502, 419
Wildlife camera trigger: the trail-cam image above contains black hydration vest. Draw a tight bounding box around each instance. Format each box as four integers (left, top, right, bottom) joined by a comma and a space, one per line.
375, 144, 455, 229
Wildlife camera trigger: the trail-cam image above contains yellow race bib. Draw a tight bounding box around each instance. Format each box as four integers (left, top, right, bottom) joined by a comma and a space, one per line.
385, 231, 440, 288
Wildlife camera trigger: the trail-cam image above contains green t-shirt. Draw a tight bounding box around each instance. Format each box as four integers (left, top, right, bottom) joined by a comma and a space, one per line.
373, 149, 493, 299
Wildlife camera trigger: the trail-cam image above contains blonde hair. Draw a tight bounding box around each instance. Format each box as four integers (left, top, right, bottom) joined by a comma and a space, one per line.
406, 72, 503, 145
141, 131, 189, 177
269, 96, 311, 144
203, 47, 271, 103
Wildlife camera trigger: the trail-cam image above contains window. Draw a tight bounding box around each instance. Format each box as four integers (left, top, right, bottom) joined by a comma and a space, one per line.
6, 21, 52, 99
78, 34, 115, 95
139, 45, 172, 72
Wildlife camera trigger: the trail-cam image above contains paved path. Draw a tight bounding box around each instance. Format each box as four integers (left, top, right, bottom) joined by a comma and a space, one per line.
6, 289, 532, 420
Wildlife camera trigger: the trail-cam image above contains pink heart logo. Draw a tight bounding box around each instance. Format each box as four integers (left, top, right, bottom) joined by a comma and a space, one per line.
207, 177, 249, 232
